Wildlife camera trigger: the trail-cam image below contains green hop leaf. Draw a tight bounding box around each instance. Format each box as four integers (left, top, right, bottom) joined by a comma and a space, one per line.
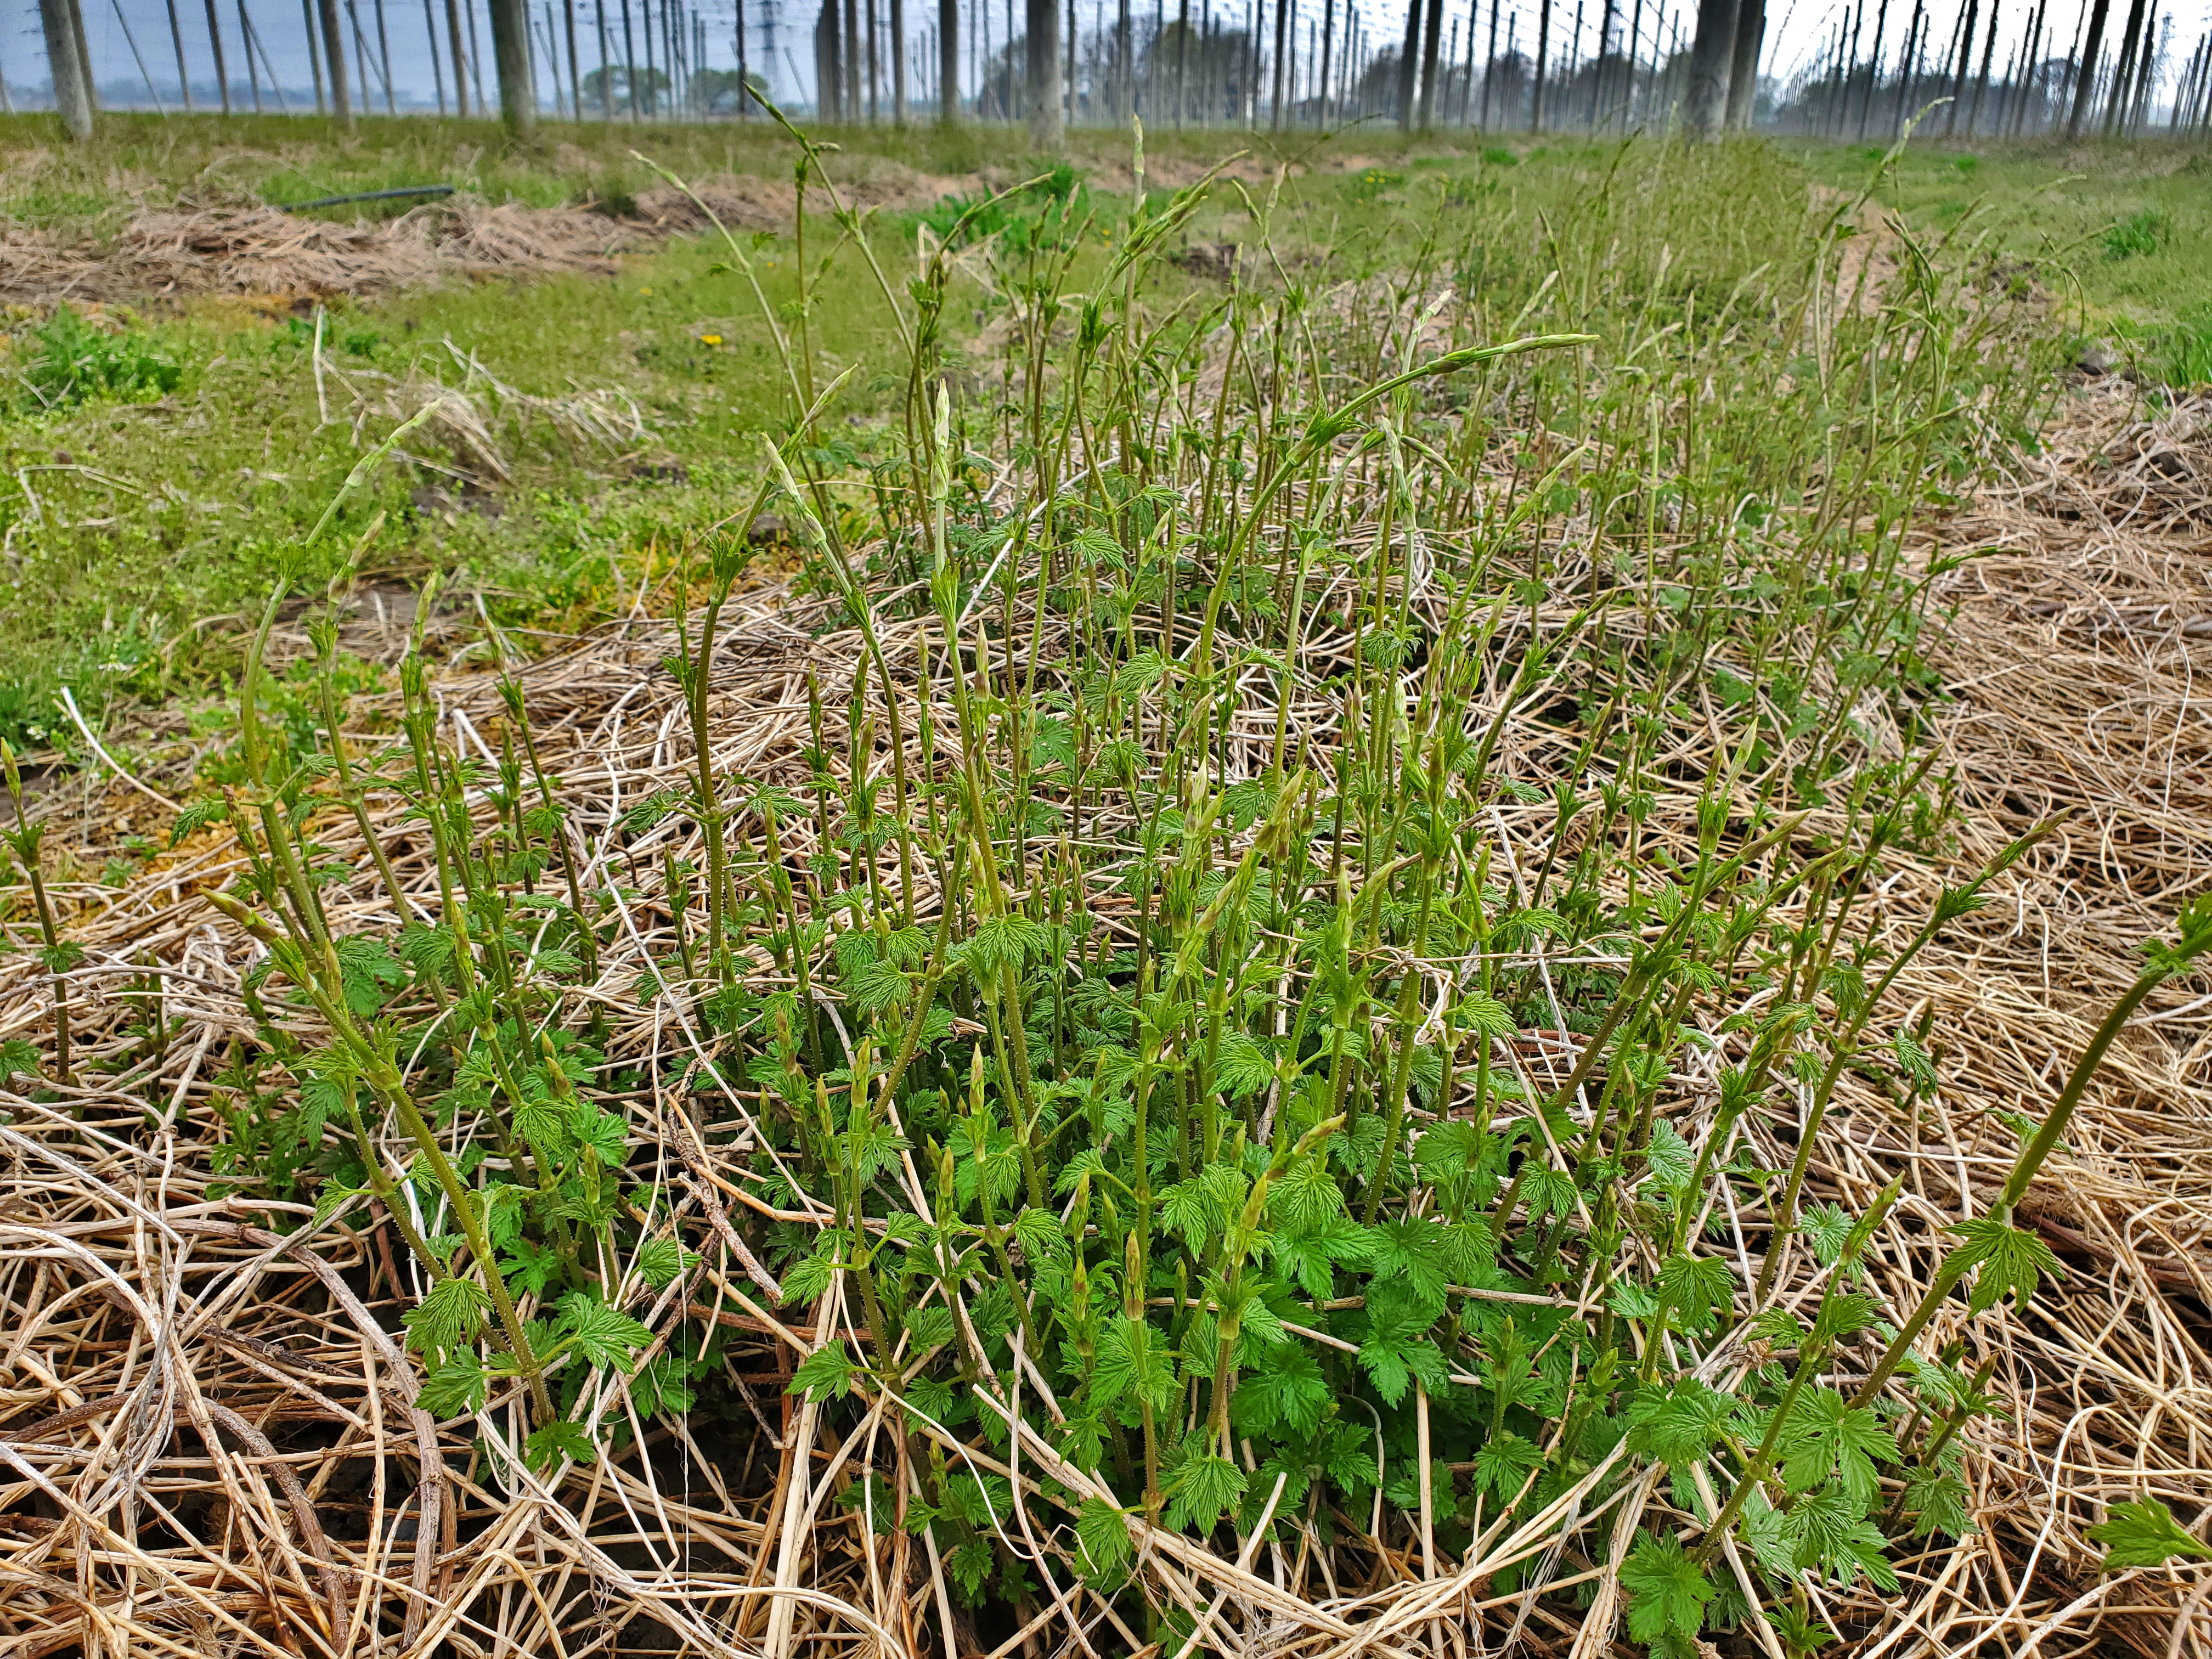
2087, 1497, 2212, 1571
1943, 1216, 2062, 1314
634, 1235, 696, 1290
1626, 1379, 1735, 1470
1904, 1465, 1972, 1540
556, 1291, 653, 1368
1620, 1529, 1717, 1643
1075, 1496, 1132, 1580
418, 1350, 487, 1417
1776, 1387, 1895, 1507
575, 1102, 629, 1166
1471, 1431, 1543, 1498
788, 1341, 855, 1403
402, 1275, 490, 1356
526, 1417, 598, 1472
1656, 1251, 1736, 1334
1458, 991, 1514, 1040
1162, 1452, 1246, 1534
500, 1237, 565, 1299
1094, 1314, 1178, 1414
1641, 1120, 1695, 1193
1215, 1032, 1279, 1097
1232, 1342, 1330, 1438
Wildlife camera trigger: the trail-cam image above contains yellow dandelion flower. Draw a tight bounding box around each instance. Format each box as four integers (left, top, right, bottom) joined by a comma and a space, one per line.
701, 334, 724, 346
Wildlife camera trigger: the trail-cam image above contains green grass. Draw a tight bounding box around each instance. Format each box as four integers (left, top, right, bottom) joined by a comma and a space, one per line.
5, 121, 2182, 754
0, 120, 1763, 750
1790, 136, 2212, 380
0, 109, 1530, 233
0, 189, 923, 743
2102, 205, 2174, 261
0, 116, 1188, 743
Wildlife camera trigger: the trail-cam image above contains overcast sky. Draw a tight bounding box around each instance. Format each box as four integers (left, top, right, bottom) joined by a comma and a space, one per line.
8, 0, 2205, 127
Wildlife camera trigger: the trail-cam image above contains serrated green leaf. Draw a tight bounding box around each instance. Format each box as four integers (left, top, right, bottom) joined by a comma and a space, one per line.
1943, 1216, 2062, 1314
332, 934, 404, 1014
906, 1304, 957, 1351
1364, 1219, 1450, 1310
844, 955, 912, 1017
1785, 1483, 1899, 1590
500, 1237, 564, 1299
1904, 1465, 1972, 1540
1163, 1452, 1246, 1533
1159, 1176, 1223, 1249
632, 1352, 697, 1417
634, 1236, 695, 1290
1643, 1120, 1695, 1192
1778, 1389, 1894, 1507
1802, 1201, 1855, 1267
1471, 1431, 1543, 1497
1012, 1205, 1067, 1265
1357, 1289, 1448, 1407
557, 1291, 653, 1368
1458, 991, 1514, 1041
1269, 1157, 1351, 1233
789, 1341, 854, 1402
1075, 1496, 1132, 1579
402, 1275, 490, 1356
782, 1235, 842, 1306
960, 913, 1048, 980
1094, 1314, 1178, 1414
1621, 1530, 1716, 1643
1656, 1251, 1736, 1333
1893, 1029, 1938, 1088
419, 1350, 487, 1417
2088, 1496, 2212, 1571
169, 798, 230, 845
1626, 1379, 1734, 1469
1216, 1032, 1279, 1096
1738, 1487, 1796, 1578
575, 1102, 629, 1166
1610, 1279, 1661, 1320
1233, 1342, 1329, 1437
526, 1417, 598, 1472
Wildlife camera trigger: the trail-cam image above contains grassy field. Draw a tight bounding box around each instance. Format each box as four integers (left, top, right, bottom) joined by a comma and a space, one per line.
1791, 134, 2212, 366
3, 105, 2211, 1659
1, 116, 2203, 755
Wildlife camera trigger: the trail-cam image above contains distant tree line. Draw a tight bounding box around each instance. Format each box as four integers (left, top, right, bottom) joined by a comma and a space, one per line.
16, 0, 2208, 142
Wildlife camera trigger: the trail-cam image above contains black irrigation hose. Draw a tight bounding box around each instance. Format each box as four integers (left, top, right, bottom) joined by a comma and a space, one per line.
279, 184, 455, 212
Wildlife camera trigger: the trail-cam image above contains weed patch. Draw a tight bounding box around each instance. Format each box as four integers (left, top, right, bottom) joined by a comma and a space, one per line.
2165, 319, 2212, 388
916, 165, 1087, 251
2104, 206, 2172, 261
9, 304, 180, 411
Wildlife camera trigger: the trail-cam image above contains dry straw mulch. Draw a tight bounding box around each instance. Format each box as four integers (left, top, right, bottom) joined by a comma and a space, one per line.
0, 164, 975, 308
1860, 381, 2212, 1657
0, 384, 2210, 1659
